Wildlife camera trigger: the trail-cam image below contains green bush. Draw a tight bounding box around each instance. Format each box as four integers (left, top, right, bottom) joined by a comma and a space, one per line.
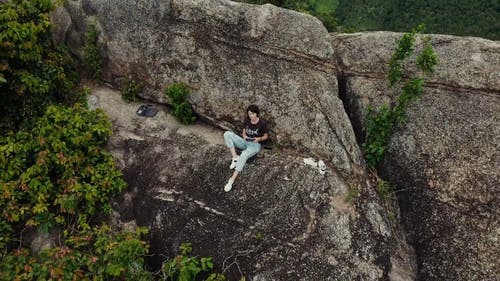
161, 243, 226, 281
82, 21, 102, 80
0, 104, 126, 236
121, 79, 143, 103
165, 83, 197, 124
0, 225, 151, 281
0, 0, 78, 133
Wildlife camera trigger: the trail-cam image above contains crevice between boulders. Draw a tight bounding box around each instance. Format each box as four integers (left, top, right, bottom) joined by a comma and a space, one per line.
336, 72, 365, 147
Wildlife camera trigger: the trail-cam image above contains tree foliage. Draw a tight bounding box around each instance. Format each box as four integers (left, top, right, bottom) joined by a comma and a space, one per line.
335, 0, 499, 40
0, 225, 151, 281
0, 0, 78, 133
239, 0, 499, 40
0, 105, 126, 238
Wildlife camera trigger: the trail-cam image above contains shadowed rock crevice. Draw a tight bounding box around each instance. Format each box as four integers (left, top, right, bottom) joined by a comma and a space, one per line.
336, 72, 365, 146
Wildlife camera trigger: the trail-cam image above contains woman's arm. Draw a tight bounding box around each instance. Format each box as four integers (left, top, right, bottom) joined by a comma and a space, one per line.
256, 133, 268, 142
242, 128, 247, 139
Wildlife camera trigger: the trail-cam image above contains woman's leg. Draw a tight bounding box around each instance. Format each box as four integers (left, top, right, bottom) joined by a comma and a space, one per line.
234, 143, 261, 172
224, 142, 260, 192
224, 131, 246, 158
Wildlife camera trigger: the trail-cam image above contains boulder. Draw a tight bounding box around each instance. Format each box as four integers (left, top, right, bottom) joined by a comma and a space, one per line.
88, 86, 408, 280
332, 31, 500, 92
381, 88, 500, 281
59, 0, 362, 175
333, 32, 500, 280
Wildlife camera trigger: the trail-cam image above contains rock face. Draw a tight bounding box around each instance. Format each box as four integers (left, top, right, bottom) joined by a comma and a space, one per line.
89, 86, 398, 280
332, 32, 500, 281
54, 0, 500, 280
60, 0, 362, 175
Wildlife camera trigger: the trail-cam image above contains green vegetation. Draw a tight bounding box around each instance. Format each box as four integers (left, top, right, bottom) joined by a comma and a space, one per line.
0, 0, 78, 133
121, 79, 143, 102
0, 2, 213, 279
0, 105, 125, 233
0, 104, 153, 280
82, 21, 103, 80
161, 243, 227, 281
165, 83, 197, 125
0, 225, 151, 280
364, 25, 438, 168
376, 180, 394, 201
239, 0, 500, 40
336, 0, 500, 40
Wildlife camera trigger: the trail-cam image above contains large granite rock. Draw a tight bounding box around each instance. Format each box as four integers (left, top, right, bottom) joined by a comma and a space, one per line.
382, 88, 499, 281
332, 32, 500, 281
52, 0, 500, 279
59, 0, 362, 175
88, 86, 408, 280
332, 31, 500, 92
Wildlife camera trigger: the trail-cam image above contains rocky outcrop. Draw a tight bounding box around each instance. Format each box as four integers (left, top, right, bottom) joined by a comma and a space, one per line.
53, 0, 499, 280
89, 86, 403, 280
332, 32, 500, 281
59, 0, 362, 175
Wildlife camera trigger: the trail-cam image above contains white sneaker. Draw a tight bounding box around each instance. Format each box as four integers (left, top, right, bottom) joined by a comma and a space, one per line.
318, 160, 326, 175
224, 178, 234, 192
229, 157, 238, 169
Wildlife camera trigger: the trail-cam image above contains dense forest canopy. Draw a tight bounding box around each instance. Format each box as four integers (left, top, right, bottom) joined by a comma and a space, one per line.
240, 0, 500, 40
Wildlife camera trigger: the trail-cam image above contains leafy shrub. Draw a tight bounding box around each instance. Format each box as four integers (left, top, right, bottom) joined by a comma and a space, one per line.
161, 243, 226, 281
0, 225, 151, 280
0, 104, 126, 237
121, 79, 143, 102
364, 25, 438, 168
174, 102, 196, 124
165, 83, 196, 124
82, 21, 102, 80
0, 0, 78, 133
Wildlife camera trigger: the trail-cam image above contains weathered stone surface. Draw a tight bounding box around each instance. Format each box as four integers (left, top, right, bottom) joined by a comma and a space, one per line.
333, 32, 500, 280
380, 88, 500, 281
60, 0, 362, 175
332, 31, 500, 92
88, 86, 403, 280
52, 1, 500, 280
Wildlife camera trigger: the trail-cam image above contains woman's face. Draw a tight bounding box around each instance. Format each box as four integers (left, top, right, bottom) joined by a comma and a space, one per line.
248, 110, 258, 122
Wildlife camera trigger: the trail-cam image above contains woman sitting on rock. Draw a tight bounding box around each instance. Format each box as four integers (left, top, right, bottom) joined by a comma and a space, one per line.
223, 104, 269, 192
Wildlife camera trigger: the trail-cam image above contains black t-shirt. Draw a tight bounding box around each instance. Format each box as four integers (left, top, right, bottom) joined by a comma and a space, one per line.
244, 118, 269, 138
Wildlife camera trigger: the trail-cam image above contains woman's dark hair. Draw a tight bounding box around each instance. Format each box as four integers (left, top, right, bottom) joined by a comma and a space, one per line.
246, 104, 260, 116
244, 104, 260, 123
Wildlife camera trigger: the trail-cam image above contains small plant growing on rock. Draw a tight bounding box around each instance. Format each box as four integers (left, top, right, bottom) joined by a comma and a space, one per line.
164, 83, 196, 124
82, 21, 103, 80
376, 180, 394, 201
364, 24, 438, 168
161, 243, 225, 281
121, 79, 143, 102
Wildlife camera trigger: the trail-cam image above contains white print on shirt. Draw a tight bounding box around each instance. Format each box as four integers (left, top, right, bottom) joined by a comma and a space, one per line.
246, 127, 259, 137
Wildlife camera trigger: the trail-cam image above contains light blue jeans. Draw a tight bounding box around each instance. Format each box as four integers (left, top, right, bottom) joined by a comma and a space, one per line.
223, 131, 261, 172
